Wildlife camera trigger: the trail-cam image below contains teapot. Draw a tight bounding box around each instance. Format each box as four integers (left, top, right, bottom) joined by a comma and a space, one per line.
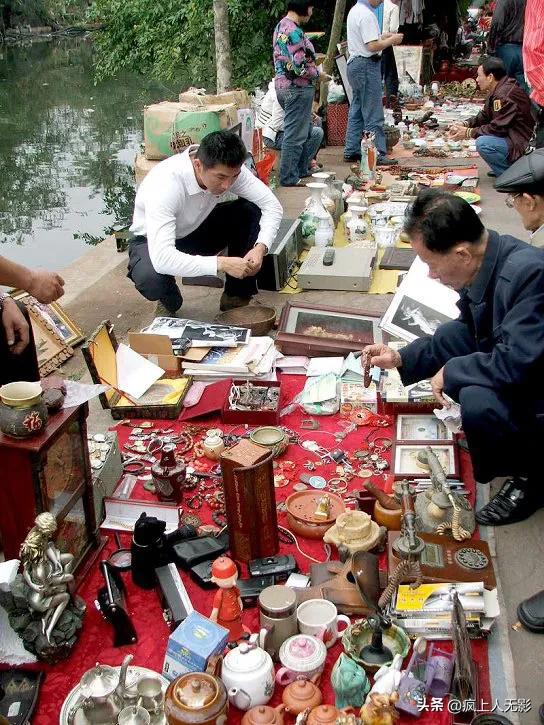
241, 704, 286, 725
221, 637, 275, 711
67, 654, 133, 724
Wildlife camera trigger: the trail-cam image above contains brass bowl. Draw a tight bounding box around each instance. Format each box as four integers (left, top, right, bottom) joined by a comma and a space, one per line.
341, 619, 410, 674
250, 426, 289, 459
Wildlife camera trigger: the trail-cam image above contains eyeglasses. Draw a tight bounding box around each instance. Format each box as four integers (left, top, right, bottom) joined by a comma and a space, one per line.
505, 193, 521, 208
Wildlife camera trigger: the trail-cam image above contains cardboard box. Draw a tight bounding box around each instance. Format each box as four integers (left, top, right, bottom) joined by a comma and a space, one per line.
162, 611, 229, 681
128, 332, 180, 376
144, 101, 238, 161
178, 88, 251, 110
82, 320, 192, 420
134, 153, 159, 185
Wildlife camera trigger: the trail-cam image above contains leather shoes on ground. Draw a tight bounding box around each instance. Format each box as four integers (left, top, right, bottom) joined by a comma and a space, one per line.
475, 476, 544, 526
377, 155, 398, 166
155, 300, 182, 318
219, 292, 252, 312
344, 153, 361, 162
518, 589, 544, 633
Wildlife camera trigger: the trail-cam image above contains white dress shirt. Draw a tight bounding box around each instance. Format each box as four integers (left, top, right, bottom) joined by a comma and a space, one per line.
256, 80, 285, 143
383, 0, 400, 34
347, 2, 381, 61
530, 223, 544, 248
130, 146, 283, 278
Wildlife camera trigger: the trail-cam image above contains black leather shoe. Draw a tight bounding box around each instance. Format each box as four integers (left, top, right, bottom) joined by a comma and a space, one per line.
475, 476, 544, 526
517, 589, 544, 633
344, 153, 361, 162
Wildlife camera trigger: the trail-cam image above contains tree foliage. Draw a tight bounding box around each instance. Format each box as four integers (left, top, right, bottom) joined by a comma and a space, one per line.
88, 0, 333, 90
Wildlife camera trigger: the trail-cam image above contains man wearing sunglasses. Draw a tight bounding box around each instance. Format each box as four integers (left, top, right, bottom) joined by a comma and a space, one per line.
495, 148, 544, 247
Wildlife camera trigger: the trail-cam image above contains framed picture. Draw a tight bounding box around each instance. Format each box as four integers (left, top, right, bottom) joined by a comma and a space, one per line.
11, 291, 85, 347
380, 257, 460, 343
26, 304, 74, 375
392, 443, 458, 479
276, 301, 383, 357
396, 414, 454, 441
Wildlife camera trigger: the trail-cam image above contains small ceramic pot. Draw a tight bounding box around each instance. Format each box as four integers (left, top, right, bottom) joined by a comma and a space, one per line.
202, 434, 225, 461
0, 381, 47, 439
221, 641, 275, 711
307, 705, 343, 725
282, 679, 322, 716
241, 704, 285, 725
276, 635, 327, 686
164, 671, 228, 725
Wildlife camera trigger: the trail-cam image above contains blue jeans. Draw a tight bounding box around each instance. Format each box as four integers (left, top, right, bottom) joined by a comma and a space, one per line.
494, 44, 528, 93
475, 135, 510, 176
264, 125, 324, 174
276, 85, 315, 186
345, 55, 386, 157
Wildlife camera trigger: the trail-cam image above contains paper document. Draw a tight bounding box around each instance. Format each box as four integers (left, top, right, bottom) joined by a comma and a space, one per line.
116, 343, 164, 400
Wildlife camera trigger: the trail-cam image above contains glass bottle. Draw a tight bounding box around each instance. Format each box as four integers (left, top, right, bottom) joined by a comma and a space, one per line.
151, 444, 186, 503
299, 182, 334, 249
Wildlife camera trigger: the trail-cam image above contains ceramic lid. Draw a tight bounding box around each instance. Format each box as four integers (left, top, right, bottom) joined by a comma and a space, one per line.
284, 679, 321, 706
224, 642, 269, 673
279, 635, 326, 672
245, 705, 280, 723
173, 674, 218, 709
259, 585, 297, 617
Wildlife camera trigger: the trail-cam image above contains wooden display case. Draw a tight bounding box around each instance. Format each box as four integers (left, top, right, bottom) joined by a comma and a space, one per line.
0, 404, 102, 586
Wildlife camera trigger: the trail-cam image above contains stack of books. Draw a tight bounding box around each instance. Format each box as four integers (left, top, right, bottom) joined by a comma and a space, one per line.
181, 337, 278, 381
390, 582, 498, 640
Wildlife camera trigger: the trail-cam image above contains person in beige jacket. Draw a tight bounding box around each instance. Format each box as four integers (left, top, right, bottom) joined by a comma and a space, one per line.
495, 148, 544, 247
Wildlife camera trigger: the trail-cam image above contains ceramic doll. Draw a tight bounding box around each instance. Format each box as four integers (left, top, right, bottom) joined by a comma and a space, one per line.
210, 556, 247, 642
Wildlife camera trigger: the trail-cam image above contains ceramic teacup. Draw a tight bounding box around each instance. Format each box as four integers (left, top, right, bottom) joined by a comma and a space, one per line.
296, 599, 351, 648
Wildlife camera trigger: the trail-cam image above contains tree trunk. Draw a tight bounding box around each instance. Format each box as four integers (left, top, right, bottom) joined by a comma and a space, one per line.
213, 0, 233, 93
319, 0, 347, 106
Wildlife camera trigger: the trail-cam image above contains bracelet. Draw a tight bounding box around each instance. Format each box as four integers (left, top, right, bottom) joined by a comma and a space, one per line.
0, 292, 11, 312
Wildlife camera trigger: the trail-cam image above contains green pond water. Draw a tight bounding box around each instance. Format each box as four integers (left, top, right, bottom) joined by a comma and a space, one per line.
0, 37, 180, 270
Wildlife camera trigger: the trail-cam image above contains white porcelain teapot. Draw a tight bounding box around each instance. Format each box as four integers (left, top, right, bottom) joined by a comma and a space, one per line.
221, 635, 275, 711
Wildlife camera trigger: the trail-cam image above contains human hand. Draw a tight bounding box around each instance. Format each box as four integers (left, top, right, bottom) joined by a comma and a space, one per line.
27, 269, 65, 303
217, 256, 252, 279
449, 125, 466, 141
390, 33, 404, 46
2, 298, 29, 354
430, 366, 450, 408
362, 343, 402, 369
243, 245, 266, 275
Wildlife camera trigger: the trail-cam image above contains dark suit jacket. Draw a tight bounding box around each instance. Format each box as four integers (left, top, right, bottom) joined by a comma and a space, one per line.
399, 230, 544, 401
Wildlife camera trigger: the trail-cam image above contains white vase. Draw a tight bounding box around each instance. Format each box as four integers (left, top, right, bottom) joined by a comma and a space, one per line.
300, 182, 334, 249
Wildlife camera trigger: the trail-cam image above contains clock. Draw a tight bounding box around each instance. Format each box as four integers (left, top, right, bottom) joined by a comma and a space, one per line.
0, 403, 102, 587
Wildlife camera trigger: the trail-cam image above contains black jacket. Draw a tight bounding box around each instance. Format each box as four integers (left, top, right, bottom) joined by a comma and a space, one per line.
488, 0, 525, 50
399, 230, 544, 399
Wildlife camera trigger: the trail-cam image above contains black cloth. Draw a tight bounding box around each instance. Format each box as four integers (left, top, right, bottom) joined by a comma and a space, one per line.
127, 199, 262, 312
0, 301, 40, 385
399, 230, 544, 482
381, 46, 399, 100
488, 0, 526, 50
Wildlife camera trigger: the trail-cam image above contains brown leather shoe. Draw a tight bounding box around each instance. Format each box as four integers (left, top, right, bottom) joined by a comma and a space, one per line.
219, 292, 252, 312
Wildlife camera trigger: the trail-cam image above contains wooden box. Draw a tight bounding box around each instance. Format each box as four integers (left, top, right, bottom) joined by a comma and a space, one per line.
220, 440, 278, 562
82, 321, 192, 420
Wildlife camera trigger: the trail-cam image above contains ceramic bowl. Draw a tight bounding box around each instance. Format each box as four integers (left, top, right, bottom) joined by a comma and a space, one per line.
250, 427, 289, 459
341, 620, 411, 674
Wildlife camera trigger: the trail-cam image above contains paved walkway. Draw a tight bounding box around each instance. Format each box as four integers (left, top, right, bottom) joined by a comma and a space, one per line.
59, 145, 543, 723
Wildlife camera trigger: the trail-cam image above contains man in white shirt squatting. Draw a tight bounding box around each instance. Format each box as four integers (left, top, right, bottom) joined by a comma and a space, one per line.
128, 130, 283, 315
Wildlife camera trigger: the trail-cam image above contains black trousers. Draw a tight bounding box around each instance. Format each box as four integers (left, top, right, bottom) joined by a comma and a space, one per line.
425, 323, 544, 483
381, 46, 399, 101
0, 302, 40, 386
127, 199, 262, 312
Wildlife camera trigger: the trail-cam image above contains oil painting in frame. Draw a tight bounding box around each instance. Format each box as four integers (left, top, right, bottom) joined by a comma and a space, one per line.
26, 303, 74, 375
11, 290, 85, 347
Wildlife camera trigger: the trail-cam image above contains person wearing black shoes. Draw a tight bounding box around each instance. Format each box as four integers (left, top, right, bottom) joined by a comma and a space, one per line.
363, 189, 544, 527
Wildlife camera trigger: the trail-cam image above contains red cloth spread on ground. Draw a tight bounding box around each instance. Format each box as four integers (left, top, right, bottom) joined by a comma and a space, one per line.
21, 375, 491, 723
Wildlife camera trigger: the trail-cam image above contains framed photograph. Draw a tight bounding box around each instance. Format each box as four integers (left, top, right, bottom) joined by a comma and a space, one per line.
393, 443, 458, 479
380, 257, 460, 343
277, 301, 383, 357
11, 291, 85, 347
26, 304, 74, 375
396, 414, 454, 441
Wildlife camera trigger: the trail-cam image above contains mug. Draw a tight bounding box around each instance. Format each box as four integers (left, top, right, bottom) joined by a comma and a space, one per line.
296, 599, 351, 649
259, 585, 298, 662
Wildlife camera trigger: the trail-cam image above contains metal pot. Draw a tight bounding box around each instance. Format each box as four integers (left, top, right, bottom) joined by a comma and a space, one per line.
67, 655, 133, 724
